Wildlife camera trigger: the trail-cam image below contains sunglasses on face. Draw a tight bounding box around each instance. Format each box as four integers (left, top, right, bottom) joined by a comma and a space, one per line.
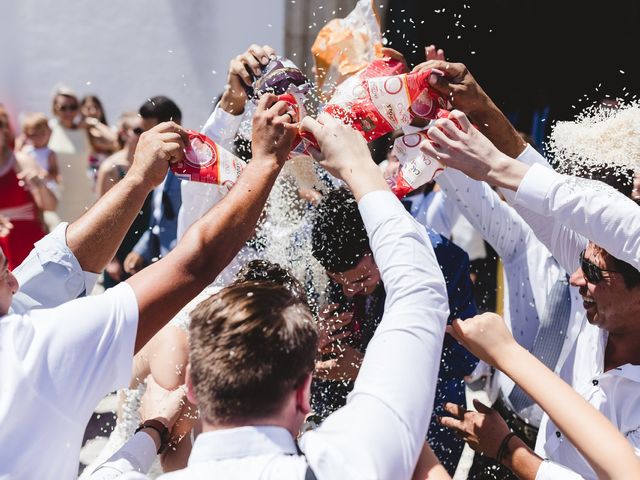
579, 250, 620, 284
132, 127, 144, 136
59, 104, 78, 112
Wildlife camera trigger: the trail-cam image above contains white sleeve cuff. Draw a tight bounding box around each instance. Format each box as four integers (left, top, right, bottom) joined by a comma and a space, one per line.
201, 105, 243, 147
535, 459, 586, 480
358, 190, 408, 234
88, 432, 157, 478
514, 163, 564, 215
516, 144, 551, 168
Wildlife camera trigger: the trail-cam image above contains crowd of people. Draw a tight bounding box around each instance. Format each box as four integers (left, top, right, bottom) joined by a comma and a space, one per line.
1, 26, 640, 480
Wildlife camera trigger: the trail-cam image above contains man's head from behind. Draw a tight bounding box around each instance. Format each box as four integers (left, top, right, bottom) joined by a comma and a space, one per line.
312, 188, 381, 297
139, 95, 182, 131
187, 281, 317, 434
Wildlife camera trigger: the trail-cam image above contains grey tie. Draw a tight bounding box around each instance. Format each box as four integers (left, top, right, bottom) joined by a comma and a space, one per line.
509, 274, 572, 415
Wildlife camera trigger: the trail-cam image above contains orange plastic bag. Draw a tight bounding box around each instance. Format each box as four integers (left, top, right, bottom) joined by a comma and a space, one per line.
312, 0, 383, 99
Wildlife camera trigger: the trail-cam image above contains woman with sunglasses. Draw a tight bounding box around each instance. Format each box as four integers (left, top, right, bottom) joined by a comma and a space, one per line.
95, 112, 151, 288
49, 87, 95, 224
0, 107, 57, 269
80, 95, 119, 177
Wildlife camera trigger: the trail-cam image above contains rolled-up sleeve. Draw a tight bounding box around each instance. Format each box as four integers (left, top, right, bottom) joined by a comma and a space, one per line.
11, 222, 99, 314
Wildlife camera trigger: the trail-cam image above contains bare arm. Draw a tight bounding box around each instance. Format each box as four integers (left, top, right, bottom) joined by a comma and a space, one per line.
66, 122, 184, 274
412, 442, 452, 480
126, 94, 295, 352
15, 152, 58, 211
449, 313, 640, 479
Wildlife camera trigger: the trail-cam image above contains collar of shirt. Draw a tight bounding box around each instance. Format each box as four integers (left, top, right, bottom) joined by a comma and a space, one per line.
188, 426, 298, 466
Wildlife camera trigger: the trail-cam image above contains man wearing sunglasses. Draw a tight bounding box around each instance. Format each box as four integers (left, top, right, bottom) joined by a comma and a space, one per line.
409, 57, 640, 479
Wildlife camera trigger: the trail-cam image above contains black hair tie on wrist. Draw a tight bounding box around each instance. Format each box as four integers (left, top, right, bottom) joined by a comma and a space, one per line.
496, 431, 518, 464
135, 419, 170, 454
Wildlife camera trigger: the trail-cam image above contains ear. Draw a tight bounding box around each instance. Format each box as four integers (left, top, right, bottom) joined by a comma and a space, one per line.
295, 372, 313, 416
185, 363, 199, 406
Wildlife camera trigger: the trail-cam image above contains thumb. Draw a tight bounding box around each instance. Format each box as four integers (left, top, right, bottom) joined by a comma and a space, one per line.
473, 399, 493, 415
300, 116, 323, 140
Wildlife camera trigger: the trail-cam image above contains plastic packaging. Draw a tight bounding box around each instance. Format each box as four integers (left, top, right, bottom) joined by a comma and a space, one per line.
390, 131, 444, 198
312, 0, 383, 99
171, 130, 246, 190
323, 59, 444, 142
245, 56, 311, 101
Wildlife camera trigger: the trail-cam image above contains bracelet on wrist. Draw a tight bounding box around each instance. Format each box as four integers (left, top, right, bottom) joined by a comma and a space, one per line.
135, 419, 170, 454
496, 431, 517, 464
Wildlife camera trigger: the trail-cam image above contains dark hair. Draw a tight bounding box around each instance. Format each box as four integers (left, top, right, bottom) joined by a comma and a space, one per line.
139, 95, 182, 124
235, 260, 307, 304
81, 95, 108, 125
580, 165, 634, 199
188, 281, 317, 423
311, 187, 370, 273
610, 256, 640, 289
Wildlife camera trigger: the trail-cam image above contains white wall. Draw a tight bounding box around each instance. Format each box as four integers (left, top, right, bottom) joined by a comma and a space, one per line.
0, 0, 284, 130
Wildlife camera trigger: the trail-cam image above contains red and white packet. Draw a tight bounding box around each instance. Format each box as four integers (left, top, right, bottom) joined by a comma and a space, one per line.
171, 130, 246, 190
390, 110, 465, 198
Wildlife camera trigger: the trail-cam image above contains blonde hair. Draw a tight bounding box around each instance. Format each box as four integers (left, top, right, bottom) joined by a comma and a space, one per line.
21, 112, 50, 133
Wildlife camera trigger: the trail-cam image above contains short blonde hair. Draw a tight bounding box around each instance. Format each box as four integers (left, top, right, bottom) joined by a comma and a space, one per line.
21, 112, 50, 133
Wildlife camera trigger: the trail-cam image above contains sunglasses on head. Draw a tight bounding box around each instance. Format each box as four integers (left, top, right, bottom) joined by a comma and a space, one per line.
59, 104, 78, 112
579, 250, 620, 284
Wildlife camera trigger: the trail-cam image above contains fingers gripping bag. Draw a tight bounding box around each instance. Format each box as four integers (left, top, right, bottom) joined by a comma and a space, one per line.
312, 0, 384, 99
390, 110, 466, 198
322, 59, 445, 142
171, 130, 246, 190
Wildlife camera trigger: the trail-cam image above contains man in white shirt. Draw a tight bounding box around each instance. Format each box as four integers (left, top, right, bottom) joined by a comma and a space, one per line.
411, 59, 640, 479
88, 107, 450, 480
0, 97, 296, 480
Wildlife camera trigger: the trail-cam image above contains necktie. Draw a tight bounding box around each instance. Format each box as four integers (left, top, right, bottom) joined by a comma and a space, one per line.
509, 274, 572, 418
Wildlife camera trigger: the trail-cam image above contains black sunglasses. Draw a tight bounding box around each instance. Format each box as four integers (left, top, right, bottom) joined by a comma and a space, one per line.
132, 127, 144, 136
59, 104, 78, 112
579, 250, 620, 284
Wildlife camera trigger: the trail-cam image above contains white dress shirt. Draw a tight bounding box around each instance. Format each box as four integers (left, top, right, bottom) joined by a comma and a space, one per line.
0, 283, 138, 479
507, 147, 640, 479
10, 222, 99, 314
437, 168, 585, 426
90, 189, 450, 480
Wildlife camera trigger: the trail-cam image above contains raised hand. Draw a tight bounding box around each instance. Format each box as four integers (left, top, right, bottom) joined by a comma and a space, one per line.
220, 44, 277, 116
128, 121, 188, 190
445, 310, 520, 368
420, 110, 529, 190
251, 93, 297, 165
425, 44, 445, 62
317, 303, 353, 355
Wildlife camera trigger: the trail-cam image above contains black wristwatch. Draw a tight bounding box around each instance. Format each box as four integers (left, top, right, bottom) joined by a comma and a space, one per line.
135, 419, 170, 454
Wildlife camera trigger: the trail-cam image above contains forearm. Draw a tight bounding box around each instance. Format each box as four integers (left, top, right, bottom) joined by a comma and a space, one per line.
127, 157, 281, 351
412, 442, 452, 480
500, 435, 543, 480
31, 184, 57, 211
66, 174, 151, 273
342, 164, 391, 201
499, 345, 640, 479
470, 97, 527, 159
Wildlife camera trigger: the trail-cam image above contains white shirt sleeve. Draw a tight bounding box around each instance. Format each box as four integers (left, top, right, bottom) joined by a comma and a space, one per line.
10, 222, 99, 314
200, 104, 243, 151
301, 190, 449, 480
437, 168, 533, 262
500, 146, 588, 274
535, 459, 586, 480
86, 432, 156, 479
19, 283, 139, 417
515, 162, 640, 271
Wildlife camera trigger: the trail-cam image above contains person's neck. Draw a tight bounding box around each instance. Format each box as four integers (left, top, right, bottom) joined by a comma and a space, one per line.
605, 330, 640, 370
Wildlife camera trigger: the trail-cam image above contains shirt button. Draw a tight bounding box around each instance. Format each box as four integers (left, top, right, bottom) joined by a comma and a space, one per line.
592, 379, 599, 386
556, 431, 562, 438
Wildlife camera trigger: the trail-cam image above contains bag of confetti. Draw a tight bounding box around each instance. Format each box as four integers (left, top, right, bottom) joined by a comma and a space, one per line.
171, 130, 246, 190
312, 0, 383, 99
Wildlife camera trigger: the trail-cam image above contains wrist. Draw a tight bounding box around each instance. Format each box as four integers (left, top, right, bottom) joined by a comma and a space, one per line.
135, 418, 170, 454
121, 170, 155, 194
140, 426, 162, 452
487, 152, 530, 192
219, 92, 246, 116
493, 341, 525, 372
500, 435, 543, 475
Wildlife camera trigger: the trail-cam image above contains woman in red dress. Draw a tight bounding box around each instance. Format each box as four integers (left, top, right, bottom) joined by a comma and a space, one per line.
0, 109, 57, 270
